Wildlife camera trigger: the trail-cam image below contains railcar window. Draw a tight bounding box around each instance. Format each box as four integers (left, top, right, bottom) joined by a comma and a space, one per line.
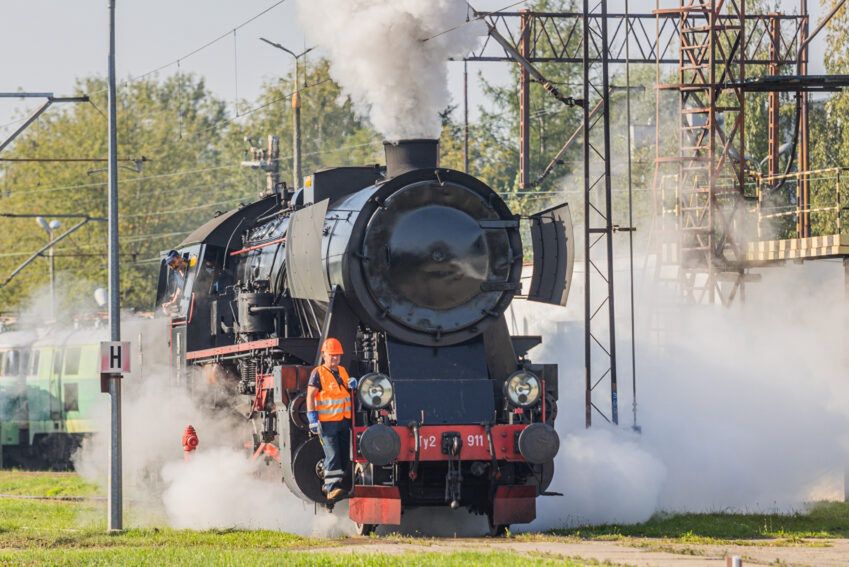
2, 350, 20, 377
64, 383, 79, 412
30, 350, 40, 375
53, 350, 63, 376
63, 347, 81, 376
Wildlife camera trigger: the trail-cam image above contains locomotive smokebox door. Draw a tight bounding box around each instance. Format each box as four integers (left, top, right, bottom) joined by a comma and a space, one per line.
527, 202, 574, 306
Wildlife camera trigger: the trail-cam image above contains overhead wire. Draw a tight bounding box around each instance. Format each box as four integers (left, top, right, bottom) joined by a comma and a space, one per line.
121, 198, 245, 218
5, 129, 381, 199
14, 164, 242, 196
85, 0, 291, 98
420, 0, 530, 43
0, 0, 291, 138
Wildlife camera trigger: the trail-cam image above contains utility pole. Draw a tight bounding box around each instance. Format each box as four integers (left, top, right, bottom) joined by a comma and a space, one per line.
259, 38, 313, 190
292, 74, 301, 191
106, 0, 123, 533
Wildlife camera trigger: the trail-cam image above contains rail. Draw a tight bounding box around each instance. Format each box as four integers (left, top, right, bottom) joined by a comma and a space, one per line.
753, 168, 846, 239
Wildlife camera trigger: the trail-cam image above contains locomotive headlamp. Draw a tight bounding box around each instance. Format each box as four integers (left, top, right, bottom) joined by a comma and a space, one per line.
357, 372, 393, 410
504, 370, 541, 408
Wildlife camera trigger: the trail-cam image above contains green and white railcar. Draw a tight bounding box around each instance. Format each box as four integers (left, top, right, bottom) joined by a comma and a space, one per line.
0, 327, 105, 467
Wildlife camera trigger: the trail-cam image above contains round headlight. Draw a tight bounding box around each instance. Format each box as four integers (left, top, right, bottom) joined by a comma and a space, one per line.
504, 370, 541, 408
357, 372, 393, 410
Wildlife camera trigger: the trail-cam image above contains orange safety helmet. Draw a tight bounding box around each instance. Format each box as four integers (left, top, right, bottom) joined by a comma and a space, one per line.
321, 337, 344, 356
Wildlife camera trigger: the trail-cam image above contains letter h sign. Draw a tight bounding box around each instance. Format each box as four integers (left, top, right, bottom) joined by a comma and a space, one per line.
100, 341, 130, 392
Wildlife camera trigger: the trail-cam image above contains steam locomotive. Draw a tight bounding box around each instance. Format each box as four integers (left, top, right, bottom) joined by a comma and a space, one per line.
158, 139, 574, 535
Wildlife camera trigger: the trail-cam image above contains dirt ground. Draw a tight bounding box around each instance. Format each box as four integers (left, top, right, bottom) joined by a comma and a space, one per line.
309, 537, 849, 566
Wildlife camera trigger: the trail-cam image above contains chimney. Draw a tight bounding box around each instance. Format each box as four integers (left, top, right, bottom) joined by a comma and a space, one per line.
383, 139, 439, 178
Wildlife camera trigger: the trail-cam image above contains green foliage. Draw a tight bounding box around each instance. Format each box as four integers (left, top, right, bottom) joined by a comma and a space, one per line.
0, 74, 252, 311
4, 1, 849, 316
0, 61, 378, 313
476, 0, 583, 210
241, 59, 382, 175
809, 0, 849, 236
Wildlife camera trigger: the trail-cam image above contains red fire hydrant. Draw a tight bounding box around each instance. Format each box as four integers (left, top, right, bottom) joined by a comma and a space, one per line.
182, 425, 199, 460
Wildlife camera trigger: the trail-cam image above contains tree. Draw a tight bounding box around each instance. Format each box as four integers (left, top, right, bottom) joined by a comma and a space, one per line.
239, 58, 382, 183
0, 61, 382, 313
0, 75, 250, 311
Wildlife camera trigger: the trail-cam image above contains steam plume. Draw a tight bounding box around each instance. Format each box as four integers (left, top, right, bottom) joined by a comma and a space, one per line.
511, 260, 849, 529
296, 0, 483, 140
74, 318, 351, 535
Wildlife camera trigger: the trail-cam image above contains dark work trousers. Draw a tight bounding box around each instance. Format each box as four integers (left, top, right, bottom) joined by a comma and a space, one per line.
319, 419, 350, 492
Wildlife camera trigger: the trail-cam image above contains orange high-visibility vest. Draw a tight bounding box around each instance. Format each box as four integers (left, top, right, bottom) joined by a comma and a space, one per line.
314, 365, 352, 422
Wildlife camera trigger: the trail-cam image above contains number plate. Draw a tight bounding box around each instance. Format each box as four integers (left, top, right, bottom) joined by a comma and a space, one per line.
353, 424, 527, 462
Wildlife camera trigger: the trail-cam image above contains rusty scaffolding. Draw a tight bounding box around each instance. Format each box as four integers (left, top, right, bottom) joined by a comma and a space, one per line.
469, 1, 848, 426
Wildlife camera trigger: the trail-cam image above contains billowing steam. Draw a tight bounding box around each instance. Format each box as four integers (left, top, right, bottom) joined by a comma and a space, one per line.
511, 260, 849, 529
296, 0, 483, 140
74, 319, 351, 535
65, 263, 849, 534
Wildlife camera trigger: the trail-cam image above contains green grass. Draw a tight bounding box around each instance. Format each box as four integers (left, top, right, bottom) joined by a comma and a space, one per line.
0, 471, 585, 566
2, 470, 848, 564
543, 502, 849, 542
0, 470, 98, 498
0, 549, 582, 567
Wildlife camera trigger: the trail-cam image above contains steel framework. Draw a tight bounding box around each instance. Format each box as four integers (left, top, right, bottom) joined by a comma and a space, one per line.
659, 0, 750, 304
467, 1, 845, 425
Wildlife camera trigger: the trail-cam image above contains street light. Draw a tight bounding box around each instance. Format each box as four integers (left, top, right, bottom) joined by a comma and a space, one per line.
35, 216, 61, 320
259, 38, 314, 190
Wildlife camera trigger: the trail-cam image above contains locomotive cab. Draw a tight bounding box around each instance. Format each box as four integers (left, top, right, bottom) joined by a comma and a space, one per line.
162, 139, 573, 535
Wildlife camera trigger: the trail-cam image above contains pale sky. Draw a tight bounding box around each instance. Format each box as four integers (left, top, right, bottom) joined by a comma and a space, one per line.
0, 0, 830, 138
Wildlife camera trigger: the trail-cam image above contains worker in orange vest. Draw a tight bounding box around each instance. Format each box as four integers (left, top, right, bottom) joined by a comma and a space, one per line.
306, 337, 358, 502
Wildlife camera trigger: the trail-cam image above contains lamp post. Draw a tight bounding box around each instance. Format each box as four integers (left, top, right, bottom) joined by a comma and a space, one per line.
106, 0, 123, 533
35, 217, 61, 320
259, 38, 313, 190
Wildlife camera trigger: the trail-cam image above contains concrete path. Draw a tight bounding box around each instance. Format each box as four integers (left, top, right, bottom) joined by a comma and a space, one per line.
306, 537, 849, 566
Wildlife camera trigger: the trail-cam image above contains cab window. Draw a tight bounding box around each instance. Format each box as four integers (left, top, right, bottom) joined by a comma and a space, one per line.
157, 245, 203, 318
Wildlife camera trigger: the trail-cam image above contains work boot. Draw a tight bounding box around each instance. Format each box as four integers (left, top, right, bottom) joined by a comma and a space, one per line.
326, 487, 345, 502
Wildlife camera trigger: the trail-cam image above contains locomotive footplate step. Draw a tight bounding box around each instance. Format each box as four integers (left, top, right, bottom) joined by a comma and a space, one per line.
349, 486, 401, 526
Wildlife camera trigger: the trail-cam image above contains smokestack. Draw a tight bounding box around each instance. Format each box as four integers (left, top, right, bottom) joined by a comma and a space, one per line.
384, 139, 439, 178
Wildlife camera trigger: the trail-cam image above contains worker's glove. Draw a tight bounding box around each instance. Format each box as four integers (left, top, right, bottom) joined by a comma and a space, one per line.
348, 377, 358, 389
307, 411, 320, 435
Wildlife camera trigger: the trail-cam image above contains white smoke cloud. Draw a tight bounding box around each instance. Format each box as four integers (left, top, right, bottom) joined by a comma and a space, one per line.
512, 259, 849, 530
74, 318, 351, 535
160, 447, 350, 536
297, 0, 483, 140
72, 260, 849, 533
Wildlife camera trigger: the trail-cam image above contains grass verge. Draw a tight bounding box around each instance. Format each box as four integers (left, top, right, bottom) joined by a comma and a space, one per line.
540, 502, 849, 543
0, 471, 584, 566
